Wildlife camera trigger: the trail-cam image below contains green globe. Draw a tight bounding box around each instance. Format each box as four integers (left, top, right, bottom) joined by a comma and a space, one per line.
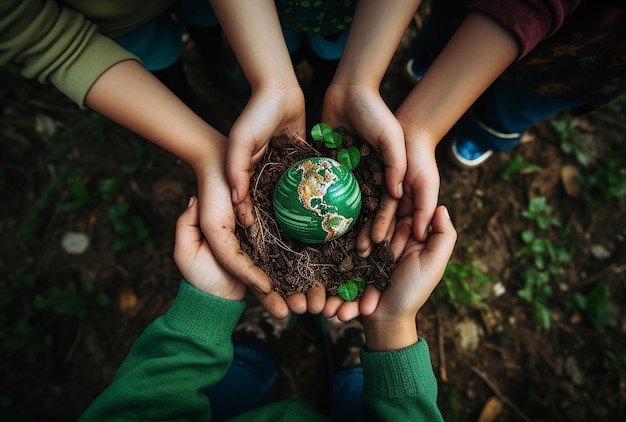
273, 157, 362, 244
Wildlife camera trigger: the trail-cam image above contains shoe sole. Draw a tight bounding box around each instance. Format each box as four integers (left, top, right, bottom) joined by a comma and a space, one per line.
447, 137, 493, 169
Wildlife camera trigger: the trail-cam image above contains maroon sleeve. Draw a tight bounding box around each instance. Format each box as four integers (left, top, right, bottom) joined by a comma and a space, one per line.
468, 0, 582, 58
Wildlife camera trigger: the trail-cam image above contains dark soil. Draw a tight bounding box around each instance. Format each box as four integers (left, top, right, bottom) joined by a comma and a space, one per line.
1, 17, 625, 422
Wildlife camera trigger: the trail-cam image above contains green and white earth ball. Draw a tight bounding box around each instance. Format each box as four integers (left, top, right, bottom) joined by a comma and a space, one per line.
273, 157, 362, 244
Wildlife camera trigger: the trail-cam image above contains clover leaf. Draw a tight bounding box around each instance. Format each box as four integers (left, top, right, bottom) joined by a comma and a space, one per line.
337, 147, 361, 170
337, 277, 365, 301
311, 123, 343, 149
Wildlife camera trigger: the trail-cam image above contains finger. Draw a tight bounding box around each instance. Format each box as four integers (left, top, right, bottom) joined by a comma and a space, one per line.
322, 295, 344, 318
376, 121, 407, 200
286, 293, 308, 315
370, 192, 399, 244
174, 197, 203, 255
336, 301, 360, 321
389, 216, 413, 263
411, 176, 440, 243
306, 283, 327, 315
383, 214, 397, 245
207, 226, 274, 295
359, 285, 382, 316
226, 135, 258, 205
253, 290, 290, 319
235, 193, 255, 228
356, 218, 374, 258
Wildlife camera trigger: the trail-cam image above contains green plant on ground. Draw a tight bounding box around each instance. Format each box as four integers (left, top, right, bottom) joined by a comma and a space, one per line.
0, 274, 52, 365
578, 157, 626, 205
605, 350, 626, 384
515, 197, 572, 328
55, 168, 97, 213
588, 95, 626, 129
500, 153, 542, 181
311, 123, 361, 170
571, 283, 618, 333
34, 281, 110, 318
1, 274, 109, 364
436, 261, 493, 312
550, 117, 591, 167
107, 202, 154, 251
41, 111, 110, 160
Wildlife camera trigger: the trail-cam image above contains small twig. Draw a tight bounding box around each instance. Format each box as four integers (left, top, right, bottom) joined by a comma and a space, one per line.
470, 366, 534, 422
581, 262, 626, 286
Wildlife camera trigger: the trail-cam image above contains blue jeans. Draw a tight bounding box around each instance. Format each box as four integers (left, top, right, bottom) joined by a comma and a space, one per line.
203, 344, 363, 421
113, 0, 218, 71
282, 27, 350, 60
411, 0, 585, 151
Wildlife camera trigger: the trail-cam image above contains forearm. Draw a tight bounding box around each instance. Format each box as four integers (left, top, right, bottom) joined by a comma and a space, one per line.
334, 0, 421, 87
84, 60, 226, 173
209, 0, 299, 90
395, 11, 519, 149
79, 281, 246, 421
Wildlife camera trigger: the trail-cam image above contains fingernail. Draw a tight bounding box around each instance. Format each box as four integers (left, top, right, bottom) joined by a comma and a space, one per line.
231, 188, 239, 204
396, 182, 403, 198
187, 196, 195, 207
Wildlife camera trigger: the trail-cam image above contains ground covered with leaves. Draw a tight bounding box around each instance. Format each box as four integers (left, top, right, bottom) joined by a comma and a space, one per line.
1, 20, 625, 422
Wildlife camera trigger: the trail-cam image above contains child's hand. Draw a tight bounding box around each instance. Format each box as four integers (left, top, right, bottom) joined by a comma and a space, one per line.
361, 206, 456, 351
174, 196, 247, 301
322, 83, 406, 257
398, 134, 441, 243
196, 163, 290, 319
226, 86, 305, 207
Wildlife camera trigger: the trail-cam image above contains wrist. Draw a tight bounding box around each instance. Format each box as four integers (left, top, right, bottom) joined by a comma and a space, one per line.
187, 136, 228, 177
362, 317, 419, 352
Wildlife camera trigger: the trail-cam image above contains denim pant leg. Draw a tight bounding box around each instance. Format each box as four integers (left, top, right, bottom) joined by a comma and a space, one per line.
330, 366, 364, 422
410, 0, 456, 74
170, 0, 219, 28
464, 78, 586, 152
203, 344, 280, 421
113, 14, 182, 71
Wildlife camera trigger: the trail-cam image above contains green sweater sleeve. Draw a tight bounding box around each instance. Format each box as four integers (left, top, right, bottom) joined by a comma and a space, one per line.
79, 281, 246, 421
360, 339, 444, 421
0, 0, 139, 107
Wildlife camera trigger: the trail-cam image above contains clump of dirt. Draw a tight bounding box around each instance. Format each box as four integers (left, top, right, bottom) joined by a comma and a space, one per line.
236, 131, 395, 298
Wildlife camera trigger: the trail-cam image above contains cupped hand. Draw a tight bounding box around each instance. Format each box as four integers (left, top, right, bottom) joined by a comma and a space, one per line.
322, 83, 406, 256
227, 86, 305, 211
195, 153, 289, 319
360, 207, 456, 350
323, 83, 407, 202
174, 196, 246, 301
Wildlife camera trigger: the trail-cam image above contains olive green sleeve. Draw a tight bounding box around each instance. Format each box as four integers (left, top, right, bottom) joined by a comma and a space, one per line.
0, 0, 139, 107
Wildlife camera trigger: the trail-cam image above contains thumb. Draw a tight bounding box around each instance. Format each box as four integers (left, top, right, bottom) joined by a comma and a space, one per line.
423, 205, 457, 273
174, 196, 202, 260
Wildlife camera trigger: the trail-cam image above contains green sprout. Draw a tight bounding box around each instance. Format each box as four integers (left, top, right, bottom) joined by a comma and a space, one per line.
311, 123, 362, 170
311, 123, 342, 149
337, 146, 361, 170
338, 277, 365, 301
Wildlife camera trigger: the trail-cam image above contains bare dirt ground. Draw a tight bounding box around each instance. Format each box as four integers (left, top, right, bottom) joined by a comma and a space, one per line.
1, 21, 625, 422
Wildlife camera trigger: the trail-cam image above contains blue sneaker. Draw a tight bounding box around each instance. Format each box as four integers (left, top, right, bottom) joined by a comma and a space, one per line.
449, 135, 494, 168
405, 58, 427, 84
449, 110, 524, 169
